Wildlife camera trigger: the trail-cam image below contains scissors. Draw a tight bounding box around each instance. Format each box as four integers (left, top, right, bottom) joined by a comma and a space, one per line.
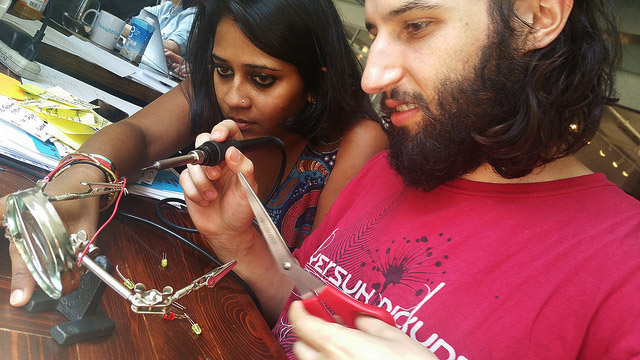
237, 172, 395, 328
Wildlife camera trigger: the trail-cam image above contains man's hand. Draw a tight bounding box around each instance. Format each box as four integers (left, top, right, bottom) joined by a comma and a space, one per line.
164, 50, 190, 78
288, 301, 438, 360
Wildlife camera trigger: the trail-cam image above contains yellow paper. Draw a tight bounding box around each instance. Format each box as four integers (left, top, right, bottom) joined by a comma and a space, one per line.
18, 83, 46, 96
0, 73, 25, 100
46, 87, 97, 109
21, 98, 79, 109
90, 110, 112, 130
39, 113, 96, 149
24, 106, 97, 126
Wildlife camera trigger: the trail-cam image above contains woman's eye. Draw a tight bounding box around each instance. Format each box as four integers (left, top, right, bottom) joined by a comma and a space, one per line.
252, 74, 275, 87
215, 65, 233, 77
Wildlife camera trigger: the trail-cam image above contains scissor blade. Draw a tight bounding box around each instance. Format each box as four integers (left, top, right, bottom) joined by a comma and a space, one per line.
237, 172, 324, 295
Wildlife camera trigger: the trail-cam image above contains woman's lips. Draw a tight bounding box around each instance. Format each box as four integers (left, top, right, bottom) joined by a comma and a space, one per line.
226, 116, 254, 131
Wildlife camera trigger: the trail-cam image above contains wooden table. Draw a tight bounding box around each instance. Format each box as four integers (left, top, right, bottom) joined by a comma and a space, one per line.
37, 40, 163, 107
1, 17, 163, 107
0, 165, 286, 359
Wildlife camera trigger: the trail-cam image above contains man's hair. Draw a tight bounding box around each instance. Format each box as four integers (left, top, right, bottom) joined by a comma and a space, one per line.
475, 0, 622, 178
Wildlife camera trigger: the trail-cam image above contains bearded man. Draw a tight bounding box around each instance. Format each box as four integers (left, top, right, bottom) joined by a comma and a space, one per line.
158, 0, 640, 359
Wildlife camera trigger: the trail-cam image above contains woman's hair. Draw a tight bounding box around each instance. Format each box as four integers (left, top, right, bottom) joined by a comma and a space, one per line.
183, 0, 378, 142
475, 0, 622, 178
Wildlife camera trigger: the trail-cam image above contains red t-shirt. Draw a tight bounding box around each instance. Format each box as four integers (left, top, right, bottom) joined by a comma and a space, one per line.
274, 151, 640, 359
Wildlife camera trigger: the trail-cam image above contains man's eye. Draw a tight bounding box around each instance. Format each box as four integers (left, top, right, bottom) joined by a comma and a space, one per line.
252, 74, 275, 87
215, 66, 233, 77
406, 21, 430, 34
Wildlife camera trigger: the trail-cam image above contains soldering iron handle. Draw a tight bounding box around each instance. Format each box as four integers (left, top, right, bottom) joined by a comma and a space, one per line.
196, 136, 282, 166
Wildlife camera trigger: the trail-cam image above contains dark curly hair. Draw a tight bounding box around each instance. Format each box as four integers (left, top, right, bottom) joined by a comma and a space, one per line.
182, 0, 378, 143
474, 0, 622, 178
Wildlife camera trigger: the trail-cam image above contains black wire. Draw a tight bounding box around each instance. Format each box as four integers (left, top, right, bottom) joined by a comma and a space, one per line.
117, 211, 263, 314
156, 198, 198, 232
0, 155, 47, 180
155, 137, 287, 233
262, 137, 287, 205
0, 166, 38, 184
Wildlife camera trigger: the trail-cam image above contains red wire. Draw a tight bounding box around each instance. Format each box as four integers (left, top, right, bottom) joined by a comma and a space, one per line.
76, 177, 127, 266
43, 158, 76, 182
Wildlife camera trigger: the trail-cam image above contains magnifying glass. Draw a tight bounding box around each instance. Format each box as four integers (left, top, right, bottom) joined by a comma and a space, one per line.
4, 180, 79, 299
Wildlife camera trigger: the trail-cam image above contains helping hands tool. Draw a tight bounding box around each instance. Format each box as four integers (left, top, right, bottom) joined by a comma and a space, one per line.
237, 172, 395, 328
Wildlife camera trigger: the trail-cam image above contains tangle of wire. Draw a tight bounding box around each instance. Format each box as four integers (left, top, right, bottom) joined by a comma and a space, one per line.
76, 178, 127, 266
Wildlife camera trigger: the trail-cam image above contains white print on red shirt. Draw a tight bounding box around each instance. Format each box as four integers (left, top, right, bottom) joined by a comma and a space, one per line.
302, 228, 469, 360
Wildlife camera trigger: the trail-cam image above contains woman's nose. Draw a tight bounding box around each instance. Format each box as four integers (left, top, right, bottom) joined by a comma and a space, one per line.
222, 80, 251, 108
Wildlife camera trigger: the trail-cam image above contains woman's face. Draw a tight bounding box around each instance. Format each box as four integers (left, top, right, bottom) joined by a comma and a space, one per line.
212, 17, 308, 140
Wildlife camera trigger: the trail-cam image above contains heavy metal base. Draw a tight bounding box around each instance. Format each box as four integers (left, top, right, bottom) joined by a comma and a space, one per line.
23, 255, 115, 345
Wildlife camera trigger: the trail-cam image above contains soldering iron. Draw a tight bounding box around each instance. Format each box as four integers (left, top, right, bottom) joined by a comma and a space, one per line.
142, 136, 284, 171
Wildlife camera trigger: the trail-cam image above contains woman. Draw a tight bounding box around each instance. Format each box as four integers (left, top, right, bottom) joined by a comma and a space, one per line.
4, 0, 387, 307
180, 0, 387, 249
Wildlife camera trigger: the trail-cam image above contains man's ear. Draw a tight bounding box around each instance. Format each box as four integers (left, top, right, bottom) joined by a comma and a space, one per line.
514, 0, 573, 51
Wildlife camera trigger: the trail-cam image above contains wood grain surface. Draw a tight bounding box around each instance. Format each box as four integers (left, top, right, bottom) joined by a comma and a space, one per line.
0, 166, 286, 360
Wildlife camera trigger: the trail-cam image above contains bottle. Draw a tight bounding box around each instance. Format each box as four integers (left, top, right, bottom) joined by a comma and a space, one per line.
119, 16, 155, 63
10, 0, 48, 21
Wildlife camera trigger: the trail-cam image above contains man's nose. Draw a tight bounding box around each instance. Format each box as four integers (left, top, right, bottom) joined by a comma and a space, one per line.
361, 34, 404, 95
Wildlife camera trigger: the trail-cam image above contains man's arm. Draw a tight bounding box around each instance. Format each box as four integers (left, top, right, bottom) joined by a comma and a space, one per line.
289, 302, 438, 360
162, 39, 180, 55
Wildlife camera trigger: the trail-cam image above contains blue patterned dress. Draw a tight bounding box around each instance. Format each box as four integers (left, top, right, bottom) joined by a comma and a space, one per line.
265, 141, 339, 250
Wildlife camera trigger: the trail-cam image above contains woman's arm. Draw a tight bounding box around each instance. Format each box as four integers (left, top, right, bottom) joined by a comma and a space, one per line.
4, 81, 198, 307
313, 119, 388, 229
78, 81, 195, 174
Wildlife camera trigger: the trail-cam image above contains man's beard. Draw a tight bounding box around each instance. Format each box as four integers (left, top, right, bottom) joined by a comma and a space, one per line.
383, 24, 528, 191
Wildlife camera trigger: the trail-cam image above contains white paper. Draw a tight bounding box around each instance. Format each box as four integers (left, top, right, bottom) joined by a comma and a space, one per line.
0, 95, 49, 140
23, 64, 142, 116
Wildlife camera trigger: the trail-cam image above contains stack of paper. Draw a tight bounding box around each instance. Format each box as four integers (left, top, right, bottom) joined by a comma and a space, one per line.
0, 94, 71, 170
128, 168, 184, 200
0, 73, 182, 200
0, 118, 63, 170
18, 84, 112, 149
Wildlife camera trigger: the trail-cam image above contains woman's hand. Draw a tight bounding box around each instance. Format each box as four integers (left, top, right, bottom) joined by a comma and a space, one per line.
4, 165, 102, 306
2, 195, 36, 307
179, 120, 258, 255
289, 301, 438, 360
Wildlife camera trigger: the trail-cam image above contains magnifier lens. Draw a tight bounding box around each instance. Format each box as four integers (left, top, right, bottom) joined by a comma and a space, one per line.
5, 185, 77, 299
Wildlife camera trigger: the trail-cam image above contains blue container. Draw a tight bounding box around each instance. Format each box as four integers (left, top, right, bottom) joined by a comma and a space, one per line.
119, 16, 155, 63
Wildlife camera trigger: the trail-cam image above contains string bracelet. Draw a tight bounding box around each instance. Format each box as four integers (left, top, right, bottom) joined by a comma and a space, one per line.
45, 153, 122, 211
